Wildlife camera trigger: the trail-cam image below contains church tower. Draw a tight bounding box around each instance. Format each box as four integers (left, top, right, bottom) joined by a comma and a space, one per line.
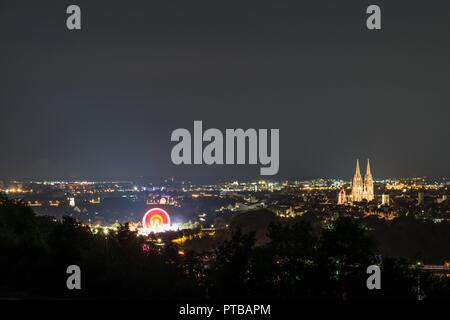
363, 158, 374, 201
351, 159, 364, 202
338, 188, 347, 205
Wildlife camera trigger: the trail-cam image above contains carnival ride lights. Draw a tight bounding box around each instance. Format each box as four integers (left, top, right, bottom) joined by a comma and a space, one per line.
141, 207, 171, 232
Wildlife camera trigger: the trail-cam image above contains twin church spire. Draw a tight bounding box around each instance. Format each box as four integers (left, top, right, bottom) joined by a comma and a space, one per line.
352, 158, 374, 202
338, 159, 374, 204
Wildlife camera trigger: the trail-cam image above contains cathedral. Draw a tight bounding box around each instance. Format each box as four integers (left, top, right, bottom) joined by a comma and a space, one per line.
338, 159, 374, 204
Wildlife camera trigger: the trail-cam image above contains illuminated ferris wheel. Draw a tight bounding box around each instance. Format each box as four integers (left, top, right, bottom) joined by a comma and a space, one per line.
142, 207, 171, 232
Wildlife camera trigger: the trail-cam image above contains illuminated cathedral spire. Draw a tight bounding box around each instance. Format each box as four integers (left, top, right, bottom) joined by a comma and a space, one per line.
351, 159, 364, 202
339, 158, 376, 205
363, 158, 374, 201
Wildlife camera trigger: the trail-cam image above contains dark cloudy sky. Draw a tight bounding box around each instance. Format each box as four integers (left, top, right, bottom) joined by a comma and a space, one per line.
1, 0, 449, 180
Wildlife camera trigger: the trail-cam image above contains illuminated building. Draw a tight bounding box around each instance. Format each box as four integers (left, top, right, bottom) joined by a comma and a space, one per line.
436, 195, 447, 204
418, 192, 424, 205
49, 200, 60, 207
146, 196, 179, 207
337, 189, 347, 205
351, 159, 364, 202
381, 194, 390, 206
27, 200, 42, 207
68, 197, 76, 207
363, 159, 374, 201
338, 158, 375, 204
88, 197, 101, 204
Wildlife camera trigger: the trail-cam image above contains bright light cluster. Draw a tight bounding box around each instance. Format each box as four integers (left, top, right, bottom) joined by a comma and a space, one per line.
140, 207, 172, 234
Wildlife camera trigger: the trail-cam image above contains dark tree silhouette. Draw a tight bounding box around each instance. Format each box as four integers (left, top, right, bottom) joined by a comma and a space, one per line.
1, 196, 449, 300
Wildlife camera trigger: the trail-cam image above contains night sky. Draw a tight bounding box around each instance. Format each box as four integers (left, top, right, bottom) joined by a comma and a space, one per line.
1, 0, 449, 180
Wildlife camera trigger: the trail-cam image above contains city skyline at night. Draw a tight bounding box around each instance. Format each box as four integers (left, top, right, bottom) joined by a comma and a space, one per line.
1, 0, 449, 304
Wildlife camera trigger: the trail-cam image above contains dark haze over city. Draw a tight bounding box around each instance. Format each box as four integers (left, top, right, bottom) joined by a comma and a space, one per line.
1, 0, 449, 181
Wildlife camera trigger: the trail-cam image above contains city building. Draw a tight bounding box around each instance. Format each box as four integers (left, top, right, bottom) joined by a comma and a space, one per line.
381, 194, 390, 206
351, 159, 364, 202
338, 158, 375, 204
338, 188, 347, 205
418, 192, 424, 205
363, 159, 374, 201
